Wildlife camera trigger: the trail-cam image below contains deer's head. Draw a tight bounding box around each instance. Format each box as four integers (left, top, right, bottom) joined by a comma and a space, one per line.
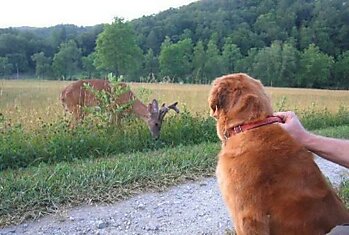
147, 99, 179, 140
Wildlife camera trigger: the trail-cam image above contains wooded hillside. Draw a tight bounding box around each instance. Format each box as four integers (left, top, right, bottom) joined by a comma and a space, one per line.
1, 0, 348, 88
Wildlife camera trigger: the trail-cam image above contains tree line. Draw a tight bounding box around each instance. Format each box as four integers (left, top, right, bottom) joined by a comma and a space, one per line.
0, 0, 349, 88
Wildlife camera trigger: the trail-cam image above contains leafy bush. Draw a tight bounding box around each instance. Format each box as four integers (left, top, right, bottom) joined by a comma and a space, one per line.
300, 105, 349, 130
82, 74, 134, 124
340, 180, 349, 207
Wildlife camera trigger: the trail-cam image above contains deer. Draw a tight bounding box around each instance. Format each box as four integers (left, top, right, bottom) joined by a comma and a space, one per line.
59, 79, 179, 139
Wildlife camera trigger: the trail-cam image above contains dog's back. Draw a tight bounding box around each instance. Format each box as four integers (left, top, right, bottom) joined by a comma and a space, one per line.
217, 124, 349, 235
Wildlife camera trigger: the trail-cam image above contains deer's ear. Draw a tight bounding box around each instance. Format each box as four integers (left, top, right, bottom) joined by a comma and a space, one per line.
148, 99, 159, 113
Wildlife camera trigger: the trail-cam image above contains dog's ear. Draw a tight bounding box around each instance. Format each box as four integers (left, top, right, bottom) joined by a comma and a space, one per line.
233, 93, 273, 122
209, 83, 237, 118
235, 94, 260, 117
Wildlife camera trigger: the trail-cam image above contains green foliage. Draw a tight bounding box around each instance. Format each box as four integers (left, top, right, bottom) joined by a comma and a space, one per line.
251, 41, 283, 86
159, 38, 193, 82
339, 179, 349, 208
296, 44, 334, 88
31, 52, 52, 79
204, 35, 224, 81
192, 40, 206, 83
222, 37, 242, 74
81, 53, 98, 78
82, 76, 134, 125
274, 96, 349, 130
0, 111, 217, 170
314, 125, 349, 140
299, 105, 349, 130
52, 40, 81, 80
235, 48, 259, 74
143, 48, 159, 79
94, 18, 143, 80
333, 51, 349, 88
250, 41, 298, 87
0, 56, 13, 76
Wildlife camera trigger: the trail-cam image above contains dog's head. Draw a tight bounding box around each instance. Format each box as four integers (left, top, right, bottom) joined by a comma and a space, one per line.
208, 73, 273, 141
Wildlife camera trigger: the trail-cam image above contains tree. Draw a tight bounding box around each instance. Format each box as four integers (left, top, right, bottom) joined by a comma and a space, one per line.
298, 26, 313, 51
251, 41, 282, 86
222, 37, 242, 74
159, 38, 193, 82
0, 33, 30, 73
0, 56, 13, 76
31, 52, 52, 79
192, 40, 206, 83
250, 41, 298, 87
52, 40, 81, 79
6, 53, 28, 77
204, 36, 223, 82
230, 25, 264, 55
94, 18, 143, 80
279, 42, 298, 87
145, 30, 158, 53
76, 25, 104, 56
81, 53, 98, 78
143, 48, 159, 80
235, 48, 259, 75
254, 12, 286, 44
333, 51, 349, 88
50, 26, 68, 50
297, 44, 334, 88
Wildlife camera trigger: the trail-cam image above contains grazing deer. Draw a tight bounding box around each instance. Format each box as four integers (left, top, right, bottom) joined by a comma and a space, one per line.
59, 79, 179, 139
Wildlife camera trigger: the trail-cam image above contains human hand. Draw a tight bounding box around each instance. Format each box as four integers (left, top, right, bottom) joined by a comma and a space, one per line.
274, 111, 309, 142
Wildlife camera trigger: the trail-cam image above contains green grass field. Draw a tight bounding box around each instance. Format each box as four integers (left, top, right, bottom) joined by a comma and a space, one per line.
1, 79, 349, 227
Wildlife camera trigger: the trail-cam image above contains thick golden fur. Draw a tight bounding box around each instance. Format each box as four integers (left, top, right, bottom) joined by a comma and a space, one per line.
208, 73, 349, 235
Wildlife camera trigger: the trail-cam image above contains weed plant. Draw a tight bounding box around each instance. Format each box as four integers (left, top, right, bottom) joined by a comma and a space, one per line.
0, 110, 216, 170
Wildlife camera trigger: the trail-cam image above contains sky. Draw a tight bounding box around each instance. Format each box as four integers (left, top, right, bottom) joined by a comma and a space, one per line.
0, 0, 198, 28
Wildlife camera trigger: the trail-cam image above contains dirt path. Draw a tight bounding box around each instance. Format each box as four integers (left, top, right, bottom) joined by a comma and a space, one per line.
1, 157, 348, 235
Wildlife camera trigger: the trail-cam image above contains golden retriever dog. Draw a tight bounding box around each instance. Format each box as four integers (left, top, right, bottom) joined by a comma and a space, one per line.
208, 73, 349, 235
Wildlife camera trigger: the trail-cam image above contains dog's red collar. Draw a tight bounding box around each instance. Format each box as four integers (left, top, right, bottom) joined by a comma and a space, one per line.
224, 116, 284, 139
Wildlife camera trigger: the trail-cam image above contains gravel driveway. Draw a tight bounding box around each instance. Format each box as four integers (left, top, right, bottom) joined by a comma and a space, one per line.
1, 156, 348, 235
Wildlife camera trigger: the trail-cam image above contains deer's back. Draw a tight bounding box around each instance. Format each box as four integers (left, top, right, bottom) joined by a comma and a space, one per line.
60, 79, 113, 111
60, 79, 136, 116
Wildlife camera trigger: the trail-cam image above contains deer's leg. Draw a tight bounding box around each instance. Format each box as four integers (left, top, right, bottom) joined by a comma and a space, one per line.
112, 113, 122, 126
109, 113, 115, 124
69, 106, 84, 128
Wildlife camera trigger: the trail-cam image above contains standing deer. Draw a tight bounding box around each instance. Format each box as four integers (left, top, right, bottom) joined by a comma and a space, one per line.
59, 79, 179, 139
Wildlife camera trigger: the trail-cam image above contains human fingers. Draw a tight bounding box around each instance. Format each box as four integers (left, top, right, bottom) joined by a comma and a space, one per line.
274, 111, 296, 123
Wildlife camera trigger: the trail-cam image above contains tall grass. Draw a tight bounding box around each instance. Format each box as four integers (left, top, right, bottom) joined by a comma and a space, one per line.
1, 106, 349, 170
0, 110, 216, 170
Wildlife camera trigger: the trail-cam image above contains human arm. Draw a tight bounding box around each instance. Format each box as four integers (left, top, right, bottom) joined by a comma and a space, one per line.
275, 111, 349, 168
